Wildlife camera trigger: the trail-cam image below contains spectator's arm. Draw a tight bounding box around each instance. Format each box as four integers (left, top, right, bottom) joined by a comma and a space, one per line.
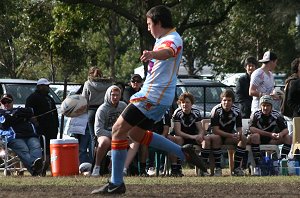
212, 125, 232, 138
249, 126, 272, 138
173, 122, 193, 140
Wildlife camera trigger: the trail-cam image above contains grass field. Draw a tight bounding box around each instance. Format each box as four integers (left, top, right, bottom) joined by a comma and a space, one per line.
1, 169, 300, 197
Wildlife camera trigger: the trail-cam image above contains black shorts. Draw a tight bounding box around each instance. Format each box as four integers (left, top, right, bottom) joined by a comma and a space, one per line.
183, 139, 197, 145
260, 136, 272, 144
121, 103, 155, 130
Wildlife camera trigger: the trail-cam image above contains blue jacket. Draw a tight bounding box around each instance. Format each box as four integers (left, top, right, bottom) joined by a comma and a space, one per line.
0, 107, 38, 142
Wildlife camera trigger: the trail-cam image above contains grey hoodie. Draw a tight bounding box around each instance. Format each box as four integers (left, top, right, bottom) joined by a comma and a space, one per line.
81, 79, 111, 107
94, 85, 127, 137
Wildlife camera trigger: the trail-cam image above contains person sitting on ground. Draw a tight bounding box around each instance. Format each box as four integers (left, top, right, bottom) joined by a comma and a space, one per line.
0, 94, 43, 176
172, 92, 211, 176
210, 89, 247, 176
91, 85, 127, 176
248, 95, 292, 174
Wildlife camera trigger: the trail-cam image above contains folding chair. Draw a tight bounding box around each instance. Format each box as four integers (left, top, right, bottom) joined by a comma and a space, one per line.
0, 134, 47, 176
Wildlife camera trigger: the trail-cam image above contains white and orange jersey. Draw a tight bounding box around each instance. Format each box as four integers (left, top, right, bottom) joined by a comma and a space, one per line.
131, 29, 183, 106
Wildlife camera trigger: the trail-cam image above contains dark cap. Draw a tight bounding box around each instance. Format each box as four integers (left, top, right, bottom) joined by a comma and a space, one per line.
131, 74, 142, 82
0, 93, 13, 103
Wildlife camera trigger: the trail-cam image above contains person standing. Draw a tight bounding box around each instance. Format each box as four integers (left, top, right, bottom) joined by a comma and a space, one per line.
91, 5, 205, 195
122, 74, 148, 176
81, 67, 111, 159
25, 78, 59, 175
123, 74, 143, 104
249, 51, 280, 113
281, 58, 300, 134
287, 60, 300, 118
236, 56, 257, 118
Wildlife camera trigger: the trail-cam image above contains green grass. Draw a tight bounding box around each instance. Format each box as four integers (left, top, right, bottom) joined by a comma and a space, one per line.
1, 168, 300, 187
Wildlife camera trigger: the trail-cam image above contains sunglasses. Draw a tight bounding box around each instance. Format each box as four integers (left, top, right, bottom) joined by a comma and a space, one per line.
131, 80, 141, 83
1, 100, 12, 105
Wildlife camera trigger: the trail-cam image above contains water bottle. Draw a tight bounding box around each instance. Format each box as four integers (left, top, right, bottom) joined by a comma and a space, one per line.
260, 156, 271, 176
280, 158, 288, 176
295, 160, 300, 176
271, 152, 279, 176
288, 160, 296, 175
294, 148, 300, 175
272, 160, 279, 176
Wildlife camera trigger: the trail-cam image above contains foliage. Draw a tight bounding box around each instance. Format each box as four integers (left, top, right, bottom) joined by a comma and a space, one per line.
1, 0, 300, 82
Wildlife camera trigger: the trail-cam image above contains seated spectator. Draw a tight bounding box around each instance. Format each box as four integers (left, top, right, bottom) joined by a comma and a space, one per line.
0, 94, 43, 176
248, 95, 292, 174
172, 92, 210, 176
91, 85, 127, 176
210, 89, 247, 176
146, 110, 171, 176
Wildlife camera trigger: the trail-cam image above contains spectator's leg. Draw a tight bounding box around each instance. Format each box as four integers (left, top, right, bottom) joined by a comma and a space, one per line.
8, 139, 33, 174
234, 146, 246, 169
87, 108, 97, 158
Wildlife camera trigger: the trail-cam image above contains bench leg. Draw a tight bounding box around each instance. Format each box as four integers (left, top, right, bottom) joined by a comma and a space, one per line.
228, 149, 234, 175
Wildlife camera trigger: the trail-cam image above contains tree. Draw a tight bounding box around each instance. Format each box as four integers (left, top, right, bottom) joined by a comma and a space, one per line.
58, 0, 237, 76
0, 0, 25, 78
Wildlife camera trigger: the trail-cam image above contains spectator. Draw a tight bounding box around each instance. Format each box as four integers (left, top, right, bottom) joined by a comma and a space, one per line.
123, 74, 143, 104
172, 92, 210, 176
25, 78, 59, 175
91, 85, 127, 176
81, 67, 112, 160
114, 81, 126, 102
146, 110, 171, 176
236, 56, 257, 118
123, 74, 148, 176
248, 95, 292, 174
64, 112, 91, 164
210, 89, 247, 176
249, 51, 280, 113
0, 94, 43, 176
285, 58, 300, 126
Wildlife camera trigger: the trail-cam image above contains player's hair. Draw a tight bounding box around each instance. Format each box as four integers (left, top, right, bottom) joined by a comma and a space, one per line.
220, 89, 235, 102
243, 56, 258, 68
291, 58, 300, 74
146, 5, 174, 28
177, 92, 195, 105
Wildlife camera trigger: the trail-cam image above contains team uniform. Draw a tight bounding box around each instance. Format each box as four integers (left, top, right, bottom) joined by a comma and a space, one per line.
124, 28, 183, 129
172, 106, 202, 145
250, 68, 274, 112
210, 103, 243, 143
249, 109, 287, 144
210, 103, 246, 175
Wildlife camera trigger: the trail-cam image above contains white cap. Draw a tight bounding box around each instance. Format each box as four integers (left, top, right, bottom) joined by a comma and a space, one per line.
37, 78, 50, 85
258, 51, 277, 63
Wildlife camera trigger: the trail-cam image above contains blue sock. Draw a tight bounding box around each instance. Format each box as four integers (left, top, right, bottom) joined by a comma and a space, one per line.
148, 133, 185, 160
110, 140, 128, 185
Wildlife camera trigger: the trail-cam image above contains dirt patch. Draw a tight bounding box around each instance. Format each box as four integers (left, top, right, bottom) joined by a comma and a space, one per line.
0, 183, 299, 198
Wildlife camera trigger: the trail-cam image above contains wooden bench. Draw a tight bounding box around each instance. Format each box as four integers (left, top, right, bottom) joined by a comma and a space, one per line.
200, 119, 236, 175
292, 117, 300, 154
200, 118, 280, 175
